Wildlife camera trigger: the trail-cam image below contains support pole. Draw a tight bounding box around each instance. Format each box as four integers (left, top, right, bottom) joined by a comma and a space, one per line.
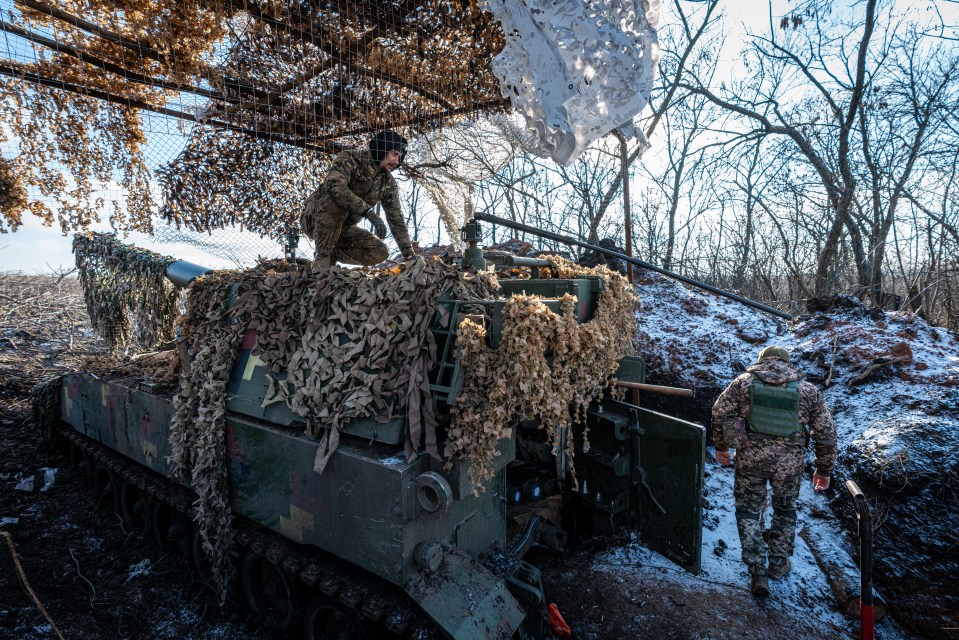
613, 130, 635, 284
612, 380, 695, 397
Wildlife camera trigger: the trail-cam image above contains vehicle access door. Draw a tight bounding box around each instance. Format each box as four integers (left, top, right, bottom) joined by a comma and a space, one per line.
578, 397, 704, 573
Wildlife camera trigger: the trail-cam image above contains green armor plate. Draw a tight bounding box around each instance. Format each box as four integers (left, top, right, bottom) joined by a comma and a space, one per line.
748, 378, 801, 437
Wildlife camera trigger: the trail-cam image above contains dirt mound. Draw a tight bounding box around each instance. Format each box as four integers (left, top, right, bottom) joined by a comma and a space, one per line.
635, 274, 959, 638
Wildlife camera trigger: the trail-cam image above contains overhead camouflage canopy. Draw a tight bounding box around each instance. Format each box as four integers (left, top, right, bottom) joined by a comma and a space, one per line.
0, 0, 657, 249
0, 0, 508, 237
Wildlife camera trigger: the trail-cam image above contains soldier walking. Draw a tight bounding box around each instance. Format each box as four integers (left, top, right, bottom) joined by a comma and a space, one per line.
712, 345, 837, 597
301, 130, 415, 268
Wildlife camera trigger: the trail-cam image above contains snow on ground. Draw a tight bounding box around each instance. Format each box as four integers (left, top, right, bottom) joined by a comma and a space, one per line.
633, 272, 959, 482
785, 305, 959, 482
593, 463, 909, 639
634, 273, 787, 390
634, 272, 959, 464
618, 272, 959, 638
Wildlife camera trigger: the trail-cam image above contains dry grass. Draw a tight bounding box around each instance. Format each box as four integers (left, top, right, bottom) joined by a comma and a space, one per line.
0, 271, 106, 412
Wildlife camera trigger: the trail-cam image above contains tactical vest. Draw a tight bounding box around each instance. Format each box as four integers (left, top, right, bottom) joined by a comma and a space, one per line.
748, 377, 802, 437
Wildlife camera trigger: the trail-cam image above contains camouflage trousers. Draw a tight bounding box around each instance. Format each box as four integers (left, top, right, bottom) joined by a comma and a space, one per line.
302, 196, 388, 267
321, 225, 388, 266
734, 444, 804, 576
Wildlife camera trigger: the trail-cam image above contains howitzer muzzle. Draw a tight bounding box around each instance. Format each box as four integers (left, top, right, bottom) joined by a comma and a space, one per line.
165, 260, 214, 287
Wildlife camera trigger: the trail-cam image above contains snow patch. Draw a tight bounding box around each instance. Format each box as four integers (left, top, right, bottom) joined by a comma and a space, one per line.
628, 273, 958, 635
14, 474, 34, 491
127, 558, 152, 581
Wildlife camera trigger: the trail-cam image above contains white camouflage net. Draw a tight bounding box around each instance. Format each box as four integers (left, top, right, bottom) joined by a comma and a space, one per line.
410, 0, 659, 243
484, 0, 659, 165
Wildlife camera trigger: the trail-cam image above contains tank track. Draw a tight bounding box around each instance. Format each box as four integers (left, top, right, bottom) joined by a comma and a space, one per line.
59, 424, 439, 639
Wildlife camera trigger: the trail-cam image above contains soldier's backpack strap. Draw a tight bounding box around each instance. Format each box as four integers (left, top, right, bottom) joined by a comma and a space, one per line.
748, 376, 802, 437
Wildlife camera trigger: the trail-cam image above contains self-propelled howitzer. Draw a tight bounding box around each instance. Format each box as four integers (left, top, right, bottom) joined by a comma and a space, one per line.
50, 249, 706, 640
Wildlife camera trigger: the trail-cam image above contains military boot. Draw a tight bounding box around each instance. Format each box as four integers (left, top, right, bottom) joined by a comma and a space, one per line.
768, 558, 792, 580
750, 573, 770, 598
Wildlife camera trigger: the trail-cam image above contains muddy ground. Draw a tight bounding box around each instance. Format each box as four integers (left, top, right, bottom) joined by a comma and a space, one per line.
0, 416, 868, 640
0, 273, 922, 639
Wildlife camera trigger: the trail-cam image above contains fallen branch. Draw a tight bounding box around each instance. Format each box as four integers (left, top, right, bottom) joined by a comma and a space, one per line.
824, 335, 839, 388
798, 527, 887, 621
69, 546, 97, 602
2, 531, 65, 640
848, 342, 914, 386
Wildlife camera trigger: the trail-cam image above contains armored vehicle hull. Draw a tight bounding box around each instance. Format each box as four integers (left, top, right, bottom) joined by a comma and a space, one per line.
50, 262, 706, 639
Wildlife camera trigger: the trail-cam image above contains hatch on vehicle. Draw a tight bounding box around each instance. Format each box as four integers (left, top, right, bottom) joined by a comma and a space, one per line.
580, 397, 704, 574
634, 405, 705, 574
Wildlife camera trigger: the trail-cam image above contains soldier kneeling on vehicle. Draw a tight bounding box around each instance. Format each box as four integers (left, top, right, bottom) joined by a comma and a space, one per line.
301, 130, 416, 269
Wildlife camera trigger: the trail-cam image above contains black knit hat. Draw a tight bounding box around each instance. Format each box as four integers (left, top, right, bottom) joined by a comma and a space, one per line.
369, 130, 408, 165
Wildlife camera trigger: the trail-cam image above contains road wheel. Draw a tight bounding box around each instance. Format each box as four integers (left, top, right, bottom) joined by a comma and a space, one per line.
69, 444, 93, 485
119, 480, 151, 537
152, 502, 192, 563
241, 549, 301, 634
302, 594, 369, 640
91, 464, 119, 515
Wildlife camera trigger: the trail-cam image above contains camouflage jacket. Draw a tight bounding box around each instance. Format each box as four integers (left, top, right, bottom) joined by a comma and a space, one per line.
712, 358, 837, 476
302, 148, 413, 256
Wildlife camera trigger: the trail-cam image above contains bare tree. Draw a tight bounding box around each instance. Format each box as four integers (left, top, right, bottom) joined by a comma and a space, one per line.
583, 0, 723, 245
681, 0, 880, 296
853, 21, 959, 303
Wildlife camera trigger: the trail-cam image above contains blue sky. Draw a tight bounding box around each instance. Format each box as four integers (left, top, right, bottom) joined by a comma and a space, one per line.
0, 215, 79, 273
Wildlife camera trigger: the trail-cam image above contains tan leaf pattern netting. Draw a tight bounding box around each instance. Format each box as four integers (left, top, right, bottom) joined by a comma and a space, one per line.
168, 256, 498, 600
447, 258, 639, 493
0, 0, 507, 238
74, 243, 637, 598
168, 267, 244, 603
73, 231, 181, 352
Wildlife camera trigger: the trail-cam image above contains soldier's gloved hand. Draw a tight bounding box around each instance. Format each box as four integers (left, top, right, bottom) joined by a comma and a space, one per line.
365, 209, 387, 240
716, 449, 732, 467
812, 473, 830, 492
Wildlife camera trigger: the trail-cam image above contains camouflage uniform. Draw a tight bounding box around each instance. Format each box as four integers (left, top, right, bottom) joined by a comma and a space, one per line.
712, 357, 837, 578
301, 148, 413, 266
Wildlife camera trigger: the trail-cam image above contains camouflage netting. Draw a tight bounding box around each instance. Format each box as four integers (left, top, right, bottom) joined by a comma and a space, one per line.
259, 260, 498, 471
73, 232, 181, 352
0, 156, 29, 231
31, 376, 63, 447
0, 0, 507, 238
168, 256, 498, 599
447, 258, 639, 493
82, 351, 180, 388
169, 267, 246, 602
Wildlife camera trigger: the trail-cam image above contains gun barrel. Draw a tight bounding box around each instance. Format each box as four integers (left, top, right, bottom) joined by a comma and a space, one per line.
473, 212, 794, 321
165, 260, 213, 287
